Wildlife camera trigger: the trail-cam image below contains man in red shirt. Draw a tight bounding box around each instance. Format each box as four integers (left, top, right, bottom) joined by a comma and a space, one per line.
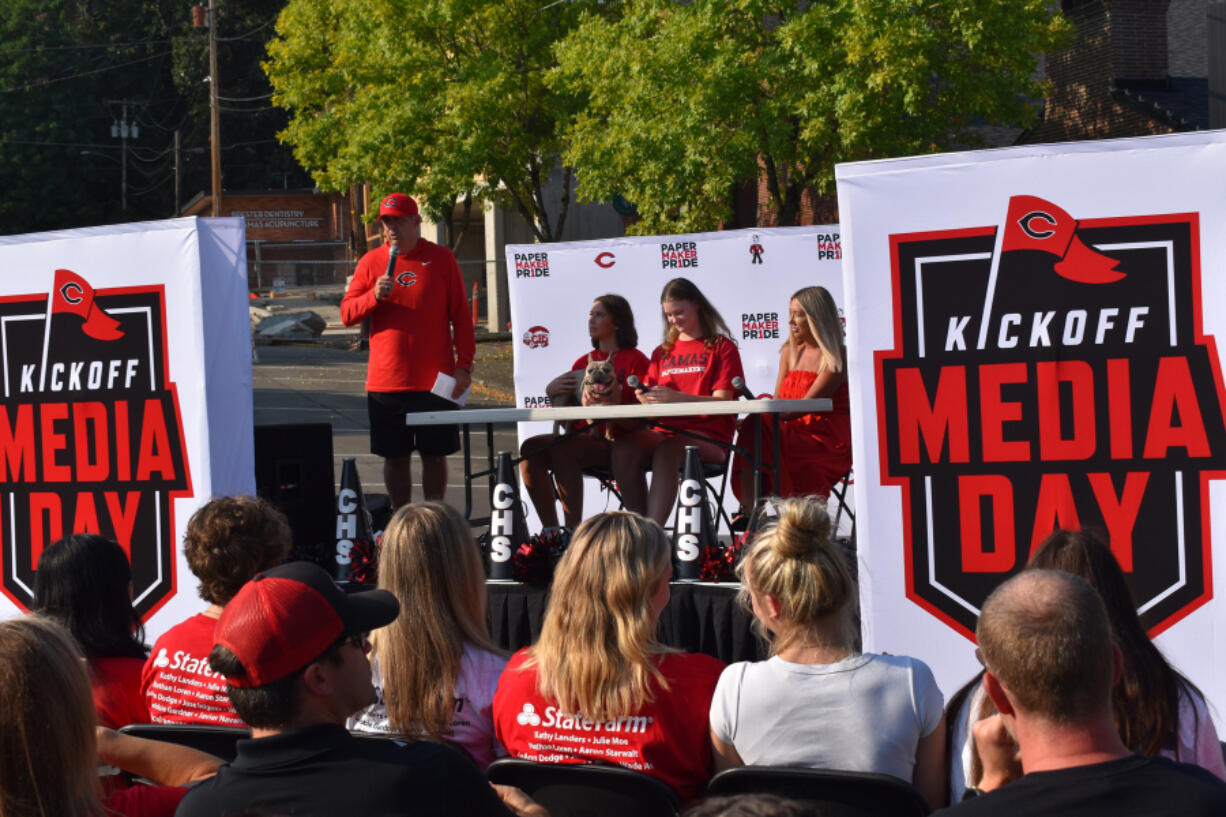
341, 194, 475, 507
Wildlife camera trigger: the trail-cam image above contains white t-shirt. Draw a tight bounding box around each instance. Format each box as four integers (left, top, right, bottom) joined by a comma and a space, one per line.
348, 643, 509, 769
709, 652, 943, 782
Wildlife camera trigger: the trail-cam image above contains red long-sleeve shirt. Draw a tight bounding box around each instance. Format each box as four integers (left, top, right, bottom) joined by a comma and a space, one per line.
341, 239, 476, 393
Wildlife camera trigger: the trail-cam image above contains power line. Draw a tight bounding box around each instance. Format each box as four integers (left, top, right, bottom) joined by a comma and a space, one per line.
218, 91, 274, 102
0, 50, 172, 94
217, 17, 276, 42
0, 38, 173, 54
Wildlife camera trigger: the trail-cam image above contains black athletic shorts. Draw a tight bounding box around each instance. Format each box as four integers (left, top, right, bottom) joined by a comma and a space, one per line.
368, 391, 461, 458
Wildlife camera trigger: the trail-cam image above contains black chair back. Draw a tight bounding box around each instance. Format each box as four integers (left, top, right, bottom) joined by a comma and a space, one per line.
117, 724, 250, 762
487, 757, 681, 817
706, 766, 930, 817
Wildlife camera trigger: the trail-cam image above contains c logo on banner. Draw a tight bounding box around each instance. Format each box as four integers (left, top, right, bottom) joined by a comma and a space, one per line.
59, 281, 85, 305
595, 252, 615, 268
1018, 211, 1057, 240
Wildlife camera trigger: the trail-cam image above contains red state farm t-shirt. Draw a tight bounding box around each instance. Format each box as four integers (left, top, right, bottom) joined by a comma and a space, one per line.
644, 336, 744, 446
493, 648, 725, 803
141, 614, 244, 728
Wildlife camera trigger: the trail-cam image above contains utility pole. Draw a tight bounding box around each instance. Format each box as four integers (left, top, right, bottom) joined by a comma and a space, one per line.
173, 129, 181, 216
194, 2, 221, 216
106, 100, 139, 211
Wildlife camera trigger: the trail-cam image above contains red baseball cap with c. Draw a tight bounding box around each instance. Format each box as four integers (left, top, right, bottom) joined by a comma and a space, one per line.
214, 562, 399, 688
378, 193, 419, 219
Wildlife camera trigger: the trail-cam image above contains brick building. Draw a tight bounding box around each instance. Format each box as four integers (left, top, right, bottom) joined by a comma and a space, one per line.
182, 189, 355, 291
1024, 0, 1210, 144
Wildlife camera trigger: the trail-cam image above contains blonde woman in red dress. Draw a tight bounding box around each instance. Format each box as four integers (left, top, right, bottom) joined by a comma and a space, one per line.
732, 285, 851, 513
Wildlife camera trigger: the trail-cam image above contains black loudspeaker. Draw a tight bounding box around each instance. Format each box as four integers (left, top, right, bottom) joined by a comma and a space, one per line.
254, 423, 336, 566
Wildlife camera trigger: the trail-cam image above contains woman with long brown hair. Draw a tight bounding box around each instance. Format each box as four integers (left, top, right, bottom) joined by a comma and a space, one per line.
948, 529, 1226, 801
349, 501, 507, 768
493, 511, 724, 801
612, 277, 744, 524
0, 616, 220, 817
518, 293, 650, 531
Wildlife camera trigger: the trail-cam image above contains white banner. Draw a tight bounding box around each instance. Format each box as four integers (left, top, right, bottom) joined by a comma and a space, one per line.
0, 217, 255, 639
837, 130, 1226, 727
507, 226, 845, 528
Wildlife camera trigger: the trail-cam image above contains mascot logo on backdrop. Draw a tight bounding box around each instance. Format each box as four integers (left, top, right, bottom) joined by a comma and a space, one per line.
0, 270, 191, 620
749, 235, 764, 265
876, 196, 1226, 639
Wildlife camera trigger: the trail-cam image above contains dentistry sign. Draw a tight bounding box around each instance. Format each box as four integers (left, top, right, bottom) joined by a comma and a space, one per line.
837, 131, 1226, 720
0, 218, 256, 637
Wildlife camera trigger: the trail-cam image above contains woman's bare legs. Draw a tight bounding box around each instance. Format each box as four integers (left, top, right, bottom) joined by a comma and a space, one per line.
551, 433, 612, 528
520, 433, 563, 527
612, 428, 663, 517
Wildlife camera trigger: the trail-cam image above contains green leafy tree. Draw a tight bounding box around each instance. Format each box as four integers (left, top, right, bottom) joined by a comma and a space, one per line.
265, 0, 595, 242
554, 0, 1070, 234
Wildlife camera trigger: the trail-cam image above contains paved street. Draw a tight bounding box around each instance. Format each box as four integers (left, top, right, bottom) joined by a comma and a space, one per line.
251, 340, 518, 523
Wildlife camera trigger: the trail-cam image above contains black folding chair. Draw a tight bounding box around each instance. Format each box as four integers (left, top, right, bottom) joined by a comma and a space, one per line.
706, 766, 930, 817
828, 470, 856, 547
117, 724, 250, 762
582, 460, 732, 536
487, 757, 681, 817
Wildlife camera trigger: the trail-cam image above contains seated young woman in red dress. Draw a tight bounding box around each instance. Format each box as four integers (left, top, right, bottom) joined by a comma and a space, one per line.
518, 294, 649, 531
732, 285, 851, 513
613, 277, 744, 525
493, 511, 724, 803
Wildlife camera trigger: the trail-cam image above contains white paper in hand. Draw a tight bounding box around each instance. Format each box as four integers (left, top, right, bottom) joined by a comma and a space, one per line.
432, 371, 470, 406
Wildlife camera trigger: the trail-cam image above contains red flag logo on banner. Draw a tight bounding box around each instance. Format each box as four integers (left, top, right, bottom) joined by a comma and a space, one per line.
1001, 195, 1124, 285
52, 268, 124, 340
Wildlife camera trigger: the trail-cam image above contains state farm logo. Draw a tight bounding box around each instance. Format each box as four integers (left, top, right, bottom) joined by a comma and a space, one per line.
817, 231, 841, 260
742, 311, 780, 340
660, 241, 699, 269
876, 195, 1226, 639
522, 325, 549, 349
523, 395, 553, 408
517, 703, 542, 726
514, 251, 550, 279
0, 270, 192, 620
595, 252, 615, 268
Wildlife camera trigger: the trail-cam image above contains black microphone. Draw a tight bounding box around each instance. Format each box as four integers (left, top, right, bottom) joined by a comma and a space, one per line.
626, 375, 644, 392
731, 376, 756, 400
383, 245, 400, 279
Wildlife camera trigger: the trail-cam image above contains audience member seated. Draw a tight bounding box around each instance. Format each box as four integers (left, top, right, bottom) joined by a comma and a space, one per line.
730, 286, 851, 512
349, 501, 508, 768
947, 529, 1226, 802
613, 278, 744, 524
709, 497, 945, 808
176, 562, 545, 817
519, 294, 650, 532
0, 616, 221, 817
141, 496, 292, 727
34, 533, 150, 729
935, 570, 1226, 815
494, 511, 725, 802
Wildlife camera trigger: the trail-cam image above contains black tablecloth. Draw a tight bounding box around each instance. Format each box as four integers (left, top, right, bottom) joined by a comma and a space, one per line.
486, 581, 767, 663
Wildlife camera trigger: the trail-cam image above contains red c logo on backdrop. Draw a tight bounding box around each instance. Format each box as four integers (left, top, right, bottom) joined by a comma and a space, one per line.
595, 252, 615, 268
